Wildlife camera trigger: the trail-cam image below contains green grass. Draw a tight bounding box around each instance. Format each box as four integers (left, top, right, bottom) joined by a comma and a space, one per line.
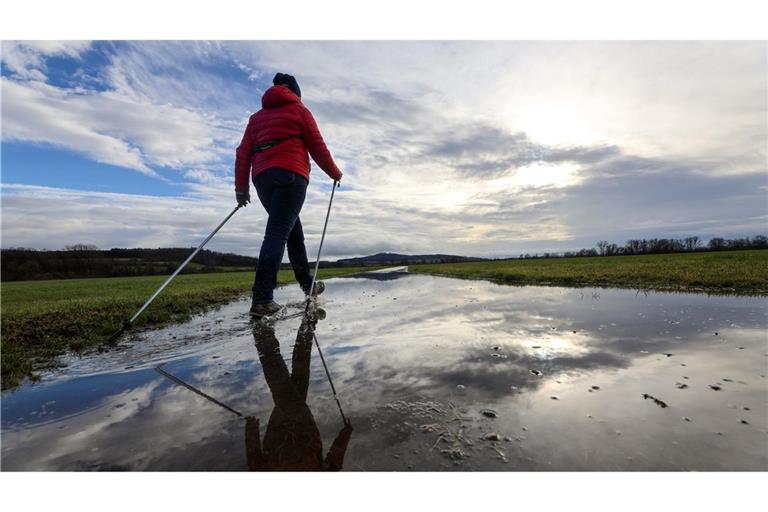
411, 250, 768, 295
0, 267, 376, 390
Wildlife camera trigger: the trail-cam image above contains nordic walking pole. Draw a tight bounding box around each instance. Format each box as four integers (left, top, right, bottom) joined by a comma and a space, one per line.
107, 205, 242, 344
306, 180, 339, 304
301, 180, 348, 424
312, 330, 347, 423
155, 364, 244, 418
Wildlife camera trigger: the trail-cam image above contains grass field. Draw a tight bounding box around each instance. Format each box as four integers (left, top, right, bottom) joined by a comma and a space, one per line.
3, 251, 766, 390
0, 267, 375, 389
411, 250, 768, 294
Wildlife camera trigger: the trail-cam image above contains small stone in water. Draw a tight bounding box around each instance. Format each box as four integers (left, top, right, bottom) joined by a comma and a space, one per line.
456, 384, 466, 390
483, 432, 500, 441
480, 409, 498, 418
675, 382, 688, 389
532, 345, 542, 349
683, 417, 692, 422
492, 346, 500, 351
708, 384, 722, 391
740, 419, 749, 425
550, 396, 559, 400
443, 449, 465, 461
642, 393, 668, 408
529, 369, 543, 376
591, 385, 600, 390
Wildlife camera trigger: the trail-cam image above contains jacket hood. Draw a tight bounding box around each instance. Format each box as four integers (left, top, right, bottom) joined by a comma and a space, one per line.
262, 85, 301, 108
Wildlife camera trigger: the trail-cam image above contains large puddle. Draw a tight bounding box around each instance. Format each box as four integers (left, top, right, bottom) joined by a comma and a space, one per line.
2, 269, 767, 470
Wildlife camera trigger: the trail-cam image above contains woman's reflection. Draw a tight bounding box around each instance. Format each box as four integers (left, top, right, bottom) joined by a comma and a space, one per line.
246, 314, 353, 471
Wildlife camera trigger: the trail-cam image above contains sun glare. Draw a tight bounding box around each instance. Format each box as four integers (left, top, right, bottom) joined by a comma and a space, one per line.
512, 104, 604, 147
507, 162, 582, 189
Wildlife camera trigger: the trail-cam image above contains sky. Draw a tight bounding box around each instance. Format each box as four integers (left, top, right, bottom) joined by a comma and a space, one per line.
1, 41, 766, 259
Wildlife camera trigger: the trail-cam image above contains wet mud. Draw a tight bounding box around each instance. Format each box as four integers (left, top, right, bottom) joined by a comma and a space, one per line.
2, 269, 767, 470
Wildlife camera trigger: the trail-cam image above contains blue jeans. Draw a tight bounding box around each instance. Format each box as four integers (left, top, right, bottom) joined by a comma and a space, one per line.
252, 168, 313, 303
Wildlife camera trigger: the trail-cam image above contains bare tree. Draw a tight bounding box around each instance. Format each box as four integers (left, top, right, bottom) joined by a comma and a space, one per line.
64, 244, 99, 251
683, 236, 701, 251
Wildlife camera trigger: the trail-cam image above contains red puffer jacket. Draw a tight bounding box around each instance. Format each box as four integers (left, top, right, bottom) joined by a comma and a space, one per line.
234, 85, 342, 191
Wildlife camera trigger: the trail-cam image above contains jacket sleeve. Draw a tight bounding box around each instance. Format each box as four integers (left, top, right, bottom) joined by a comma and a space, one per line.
300, 107, 342, 181
234, 117, 255, 192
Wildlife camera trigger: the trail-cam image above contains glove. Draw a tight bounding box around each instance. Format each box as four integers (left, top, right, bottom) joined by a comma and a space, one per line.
334, 171, 343, 183
236, 190, 250, 207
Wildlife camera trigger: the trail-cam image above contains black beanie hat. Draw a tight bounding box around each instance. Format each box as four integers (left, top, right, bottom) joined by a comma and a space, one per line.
273, 72, 301, 98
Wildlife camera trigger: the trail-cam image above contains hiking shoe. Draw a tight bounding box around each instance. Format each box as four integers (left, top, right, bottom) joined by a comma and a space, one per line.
249, 301, 283, 318
304, 281, 325, 297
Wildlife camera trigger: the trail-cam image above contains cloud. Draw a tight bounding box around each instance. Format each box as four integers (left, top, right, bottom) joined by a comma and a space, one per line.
227, 41, 767, 172
1, 40, 91, 80
545, 160, 768, 244
1, 41, 239, 178
1, 41, 766, 257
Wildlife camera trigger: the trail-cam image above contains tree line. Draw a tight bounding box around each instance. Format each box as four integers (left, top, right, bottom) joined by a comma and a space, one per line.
1, 247, 259, 281
516, 235, 768, 259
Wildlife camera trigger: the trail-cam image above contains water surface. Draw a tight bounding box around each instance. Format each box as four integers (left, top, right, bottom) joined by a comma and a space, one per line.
2, 269, 767, 470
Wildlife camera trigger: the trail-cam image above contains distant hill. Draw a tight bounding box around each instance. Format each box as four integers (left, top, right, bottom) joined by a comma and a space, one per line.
1, 248, 258, 282
335, 252, 485, 266
1, 248, 486, 282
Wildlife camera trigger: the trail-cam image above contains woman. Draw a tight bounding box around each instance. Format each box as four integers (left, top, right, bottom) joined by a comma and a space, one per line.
234, 73, 343, 317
